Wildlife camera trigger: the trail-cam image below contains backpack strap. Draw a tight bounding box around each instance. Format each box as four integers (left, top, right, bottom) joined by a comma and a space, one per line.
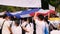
1, 20, 5, 30
10, 21, 13, 27
25, 24, 28, 27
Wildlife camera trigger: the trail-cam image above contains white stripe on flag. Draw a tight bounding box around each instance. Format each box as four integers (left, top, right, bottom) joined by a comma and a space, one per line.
20, 14, 31, 18
38, 9, 49, 13
11, 11, 22, 15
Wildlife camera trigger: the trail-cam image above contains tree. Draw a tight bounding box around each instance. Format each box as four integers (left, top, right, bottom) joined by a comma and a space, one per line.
49, 0, 60, 12
49, 0, 60, 7
0, 5, 26, 12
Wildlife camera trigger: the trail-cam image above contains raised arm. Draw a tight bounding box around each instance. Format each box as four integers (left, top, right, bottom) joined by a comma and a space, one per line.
48, 13, 50, 20
8, 26, 13, 34
33, 12, 39, 20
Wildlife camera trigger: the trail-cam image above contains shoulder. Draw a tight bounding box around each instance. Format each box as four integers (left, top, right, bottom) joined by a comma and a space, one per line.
0, 18, 5, 22
35, 19, 39, 22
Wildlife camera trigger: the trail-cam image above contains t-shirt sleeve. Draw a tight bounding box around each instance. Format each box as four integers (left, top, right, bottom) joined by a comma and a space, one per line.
0, 19, 5, 27
6, 21, 12, 27
8, 21, 11, 27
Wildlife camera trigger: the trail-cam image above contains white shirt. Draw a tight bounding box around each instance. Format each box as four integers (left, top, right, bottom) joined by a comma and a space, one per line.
0, 18, 5, 29
21, 22, 34, 34
50, 30, 60, 34
11, 23, 22, 34
35, 19, 45, 34
2, 19, 12, 34
50, 20, 60, 28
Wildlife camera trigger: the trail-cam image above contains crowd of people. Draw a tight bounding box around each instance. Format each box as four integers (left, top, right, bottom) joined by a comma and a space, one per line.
0, 11, 59, 34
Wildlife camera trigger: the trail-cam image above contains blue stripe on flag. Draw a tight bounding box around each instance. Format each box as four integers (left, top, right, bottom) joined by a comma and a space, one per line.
20, 8, 40, 15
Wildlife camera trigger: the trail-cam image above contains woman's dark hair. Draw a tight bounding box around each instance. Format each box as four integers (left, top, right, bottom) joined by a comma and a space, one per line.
3, 14, 8, 18
28, 17, 32, 23
0, 15, 4, 18
37, 14, 44, 20
44, 16, 48, 21
10, 16, 18, 21
15, 19, 20, 26
44, 16, 50, 24
23, 18, 27, 21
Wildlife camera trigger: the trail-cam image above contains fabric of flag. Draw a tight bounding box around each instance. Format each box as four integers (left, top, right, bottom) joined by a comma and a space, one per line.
6, 8, 55, 18
13, 8, 40, 18
5, 11, 13, 17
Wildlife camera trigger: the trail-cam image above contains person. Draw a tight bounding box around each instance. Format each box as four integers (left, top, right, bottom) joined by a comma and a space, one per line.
44, 16, 50, 25
2, 14, 12, 34
49, 14, 59, 31
11, 18, 22, 34
33, 12, 49, 34
0, 16, 5, 34
28, 17, 34, 34
44, 16, 49, 34
21, 18, 34, 34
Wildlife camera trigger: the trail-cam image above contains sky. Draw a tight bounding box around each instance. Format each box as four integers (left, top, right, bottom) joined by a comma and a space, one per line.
0, 0, 41, 7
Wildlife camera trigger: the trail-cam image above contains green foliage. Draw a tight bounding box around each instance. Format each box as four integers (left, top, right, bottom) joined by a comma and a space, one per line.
56, 5, 60, 13
49, 0, 60, 7
49, 0, 60, 12
0, 5, 26, 12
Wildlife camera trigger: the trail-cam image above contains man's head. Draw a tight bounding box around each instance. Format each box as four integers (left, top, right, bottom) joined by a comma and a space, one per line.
0, 15, 3, 18
3, 14, 10, 20
23, 18, 27, 21
37, 14, 44, 21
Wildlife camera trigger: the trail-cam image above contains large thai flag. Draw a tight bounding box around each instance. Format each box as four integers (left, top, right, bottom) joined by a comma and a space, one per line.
6, 8, 55, 18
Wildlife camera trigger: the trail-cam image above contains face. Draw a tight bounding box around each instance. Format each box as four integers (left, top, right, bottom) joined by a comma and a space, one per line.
6, 16, 10, 20
37, 17, 41, 21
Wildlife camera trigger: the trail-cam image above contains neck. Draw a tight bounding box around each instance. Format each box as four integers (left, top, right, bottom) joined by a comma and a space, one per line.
5, 18, 10, 21
39, 19, 43, 21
